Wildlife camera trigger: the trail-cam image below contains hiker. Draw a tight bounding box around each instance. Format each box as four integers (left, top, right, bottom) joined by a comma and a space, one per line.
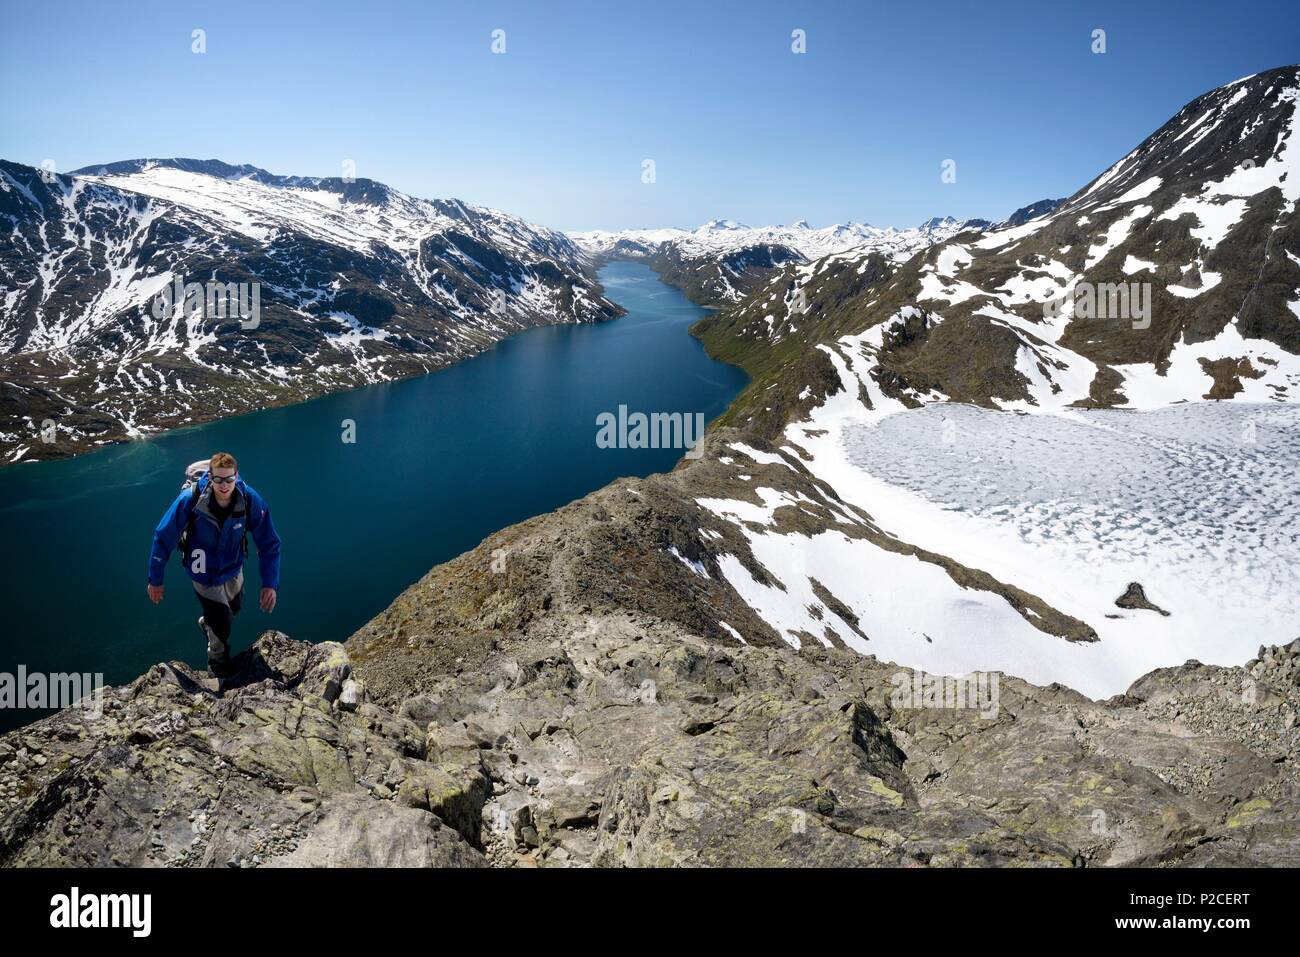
146, 452, 281, 678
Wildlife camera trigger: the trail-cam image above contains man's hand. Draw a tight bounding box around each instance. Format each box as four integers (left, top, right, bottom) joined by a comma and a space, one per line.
260, 587, 277, 613
147, 583, 164, 604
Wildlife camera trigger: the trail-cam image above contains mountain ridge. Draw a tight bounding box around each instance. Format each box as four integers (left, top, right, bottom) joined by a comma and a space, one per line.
694, 63, 1300, 432
0, 158, 621, 465
570, 216, 987, 307
2, 433, 1295, 866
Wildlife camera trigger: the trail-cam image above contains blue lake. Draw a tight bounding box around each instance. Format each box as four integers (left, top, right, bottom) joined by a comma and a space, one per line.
0, 261, 747, 730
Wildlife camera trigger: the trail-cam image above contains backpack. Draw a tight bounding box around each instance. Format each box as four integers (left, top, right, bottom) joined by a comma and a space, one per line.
177, 459, 249, 568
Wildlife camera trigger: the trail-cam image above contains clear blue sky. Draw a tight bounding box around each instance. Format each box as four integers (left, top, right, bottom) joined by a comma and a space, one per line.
1, 0, 1296, 232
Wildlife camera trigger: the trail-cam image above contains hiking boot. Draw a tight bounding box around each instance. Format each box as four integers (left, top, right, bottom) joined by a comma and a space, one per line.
210, 654, 235, 680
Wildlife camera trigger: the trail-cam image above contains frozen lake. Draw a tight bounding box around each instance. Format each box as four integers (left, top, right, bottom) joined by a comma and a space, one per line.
830, 401, 1300, 696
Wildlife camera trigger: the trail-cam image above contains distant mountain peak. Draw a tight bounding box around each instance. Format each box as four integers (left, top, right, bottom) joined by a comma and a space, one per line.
569, 216, 985, 307
999, 197, 1067, 228
72, 157, 285, 185
919, 215, 958, 230
700, 218, 747, 231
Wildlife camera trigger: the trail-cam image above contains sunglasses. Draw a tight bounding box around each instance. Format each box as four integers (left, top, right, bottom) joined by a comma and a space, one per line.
210, 474, 238, 486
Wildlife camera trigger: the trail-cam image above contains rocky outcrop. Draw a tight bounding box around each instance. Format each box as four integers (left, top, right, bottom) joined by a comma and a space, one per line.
3, 620, 1296, 867
0, 634, 484, 867
999, 197, 1066, 228
1115, 582, 1171, 616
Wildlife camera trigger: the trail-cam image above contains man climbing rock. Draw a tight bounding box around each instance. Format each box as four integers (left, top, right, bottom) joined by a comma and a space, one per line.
146, 452, 282, 678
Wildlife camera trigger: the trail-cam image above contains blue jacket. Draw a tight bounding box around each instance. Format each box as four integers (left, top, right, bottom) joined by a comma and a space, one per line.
148, 477, 281, 589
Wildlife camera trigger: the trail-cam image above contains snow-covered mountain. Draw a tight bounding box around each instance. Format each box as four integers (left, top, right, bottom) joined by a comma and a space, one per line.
569, 217, 984, 306
704, 64, 1300, 411
0, 158, 619, 463
684, 65, 1300, 699
567, 226, 692, 259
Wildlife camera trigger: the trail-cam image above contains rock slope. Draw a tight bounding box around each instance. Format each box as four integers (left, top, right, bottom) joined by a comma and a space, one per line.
2, 423, 1295, 866
3, 609, 1296, 866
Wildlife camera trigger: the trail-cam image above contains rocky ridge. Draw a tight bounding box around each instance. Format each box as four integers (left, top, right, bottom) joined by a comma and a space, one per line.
3, 425, 1296, 867
2, 622, 1295, 867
